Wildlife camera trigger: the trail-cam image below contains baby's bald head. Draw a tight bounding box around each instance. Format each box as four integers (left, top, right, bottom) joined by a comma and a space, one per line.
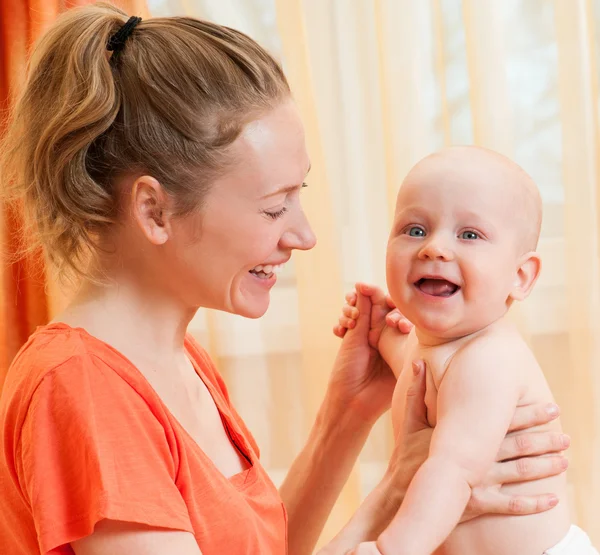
399, 146, 542, 253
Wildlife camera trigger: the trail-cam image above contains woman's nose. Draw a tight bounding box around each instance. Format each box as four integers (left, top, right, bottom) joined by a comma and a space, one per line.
280, 208, 317, 251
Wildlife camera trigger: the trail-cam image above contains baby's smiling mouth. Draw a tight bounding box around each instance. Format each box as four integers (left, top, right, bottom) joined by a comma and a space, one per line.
415, 277, 460, 297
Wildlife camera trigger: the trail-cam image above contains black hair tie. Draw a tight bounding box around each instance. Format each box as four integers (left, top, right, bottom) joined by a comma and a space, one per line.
107, 16, 142, 54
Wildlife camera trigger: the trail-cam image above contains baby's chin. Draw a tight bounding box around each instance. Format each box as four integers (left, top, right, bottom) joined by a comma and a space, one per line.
411, 313, 475, 341
417, 312, 504, 343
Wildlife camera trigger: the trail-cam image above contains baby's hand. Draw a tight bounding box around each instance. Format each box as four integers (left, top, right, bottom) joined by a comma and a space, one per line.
333, 283, 412, 351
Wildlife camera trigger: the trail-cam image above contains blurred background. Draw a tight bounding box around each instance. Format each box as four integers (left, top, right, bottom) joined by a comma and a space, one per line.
1, 0, 599, 548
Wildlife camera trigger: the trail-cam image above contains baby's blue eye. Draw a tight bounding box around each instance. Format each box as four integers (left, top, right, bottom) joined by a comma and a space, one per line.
461, 230, 479, 240
407, 227, 425, 237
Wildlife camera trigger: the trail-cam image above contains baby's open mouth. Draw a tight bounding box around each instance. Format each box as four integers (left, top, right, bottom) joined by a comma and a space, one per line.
415, 277, 460, 297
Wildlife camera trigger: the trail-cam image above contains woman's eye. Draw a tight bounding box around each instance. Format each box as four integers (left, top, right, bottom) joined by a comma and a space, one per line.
406, 226, 426, 237
264, 207, 288, 220
460, 230, 479, 240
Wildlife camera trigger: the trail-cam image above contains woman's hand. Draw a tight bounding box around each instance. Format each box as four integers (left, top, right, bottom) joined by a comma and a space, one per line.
387, 362, 570, 521
464, 402, 570, 520
333, 284, 411, 347
328, 283, 412, 424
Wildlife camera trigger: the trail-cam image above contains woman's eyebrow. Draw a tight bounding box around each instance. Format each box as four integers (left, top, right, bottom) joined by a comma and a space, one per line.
259, 163, 311, 199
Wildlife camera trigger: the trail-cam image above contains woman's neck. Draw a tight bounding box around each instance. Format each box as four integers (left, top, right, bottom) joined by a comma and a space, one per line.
55, 270, 198, 369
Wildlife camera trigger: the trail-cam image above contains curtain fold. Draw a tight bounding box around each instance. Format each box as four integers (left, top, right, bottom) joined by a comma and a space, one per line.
0, 0, 49, 388
462, 0, 533, 340
554, 0, 600, 532
273, 0, 363, 540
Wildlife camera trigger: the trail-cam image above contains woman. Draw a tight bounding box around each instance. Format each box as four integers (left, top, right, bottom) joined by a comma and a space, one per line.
0, 4, 568, 554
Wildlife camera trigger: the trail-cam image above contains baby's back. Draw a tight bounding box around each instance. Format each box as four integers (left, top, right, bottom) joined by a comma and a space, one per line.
391, 322, 571, 555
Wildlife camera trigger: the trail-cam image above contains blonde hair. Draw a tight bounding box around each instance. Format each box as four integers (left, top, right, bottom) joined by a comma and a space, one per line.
0, 2, 290, 279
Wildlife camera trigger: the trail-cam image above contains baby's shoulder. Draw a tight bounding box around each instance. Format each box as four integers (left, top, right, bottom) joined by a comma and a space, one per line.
463, 320, 530, 355
447, 322, 539, 381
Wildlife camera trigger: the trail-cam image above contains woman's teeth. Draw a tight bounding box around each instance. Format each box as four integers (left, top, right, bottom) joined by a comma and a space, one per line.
250, 264, 284, 278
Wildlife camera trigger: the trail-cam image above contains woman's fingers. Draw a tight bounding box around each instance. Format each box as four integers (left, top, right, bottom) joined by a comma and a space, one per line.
463, 403, 568, 523
385, 309, 413, 334
356, 282, 388, 307
491, 455, 568, 485
401, 361, 429, 433
497, 431, 570, 461
468, 488, 560, 517
508, 403, 560, 432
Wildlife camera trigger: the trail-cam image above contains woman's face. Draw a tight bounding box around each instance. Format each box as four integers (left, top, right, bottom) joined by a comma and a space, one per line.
165, 100, 315, 318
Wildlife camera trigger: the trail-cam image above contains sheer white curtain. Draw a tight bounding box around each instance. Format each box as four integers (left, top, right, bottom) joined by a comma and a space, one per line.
147, 0, 600, 545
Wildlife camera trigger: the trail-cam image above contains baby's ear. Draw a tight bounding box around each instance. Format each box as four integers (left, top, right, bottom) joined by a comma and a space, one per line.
510, 252, 541, 301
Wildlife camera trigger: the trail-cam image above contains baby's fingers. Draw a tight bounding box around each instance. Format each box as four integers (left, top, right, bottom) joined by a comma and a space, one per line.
337, 316, 357, 331
345, 291, 357, 307
343, 304, 359, 320
333, 316, 357, 337
334, 294, 360, 339
333, 324, 347, 338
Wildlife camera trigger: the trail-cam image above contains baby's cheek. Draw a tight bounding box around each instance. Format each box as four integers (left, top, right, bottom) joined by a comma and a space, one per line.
387, 272, 408, 305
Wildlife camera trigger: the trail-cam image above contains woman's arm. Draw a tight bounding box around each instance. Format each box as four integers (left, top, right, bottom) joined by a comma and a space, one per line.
72, 521, 202, 555
282, 285, 408, 555
316, 362, 432, 555
279, 396, 377, 555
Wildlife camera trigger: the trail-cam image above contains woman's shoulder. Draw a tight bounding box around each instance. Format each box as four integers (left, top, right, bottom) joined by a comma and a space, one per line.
1, 323, 163, 433
1, 324, 179, 466
5, 323, 126, 393
4, 323, 95, 394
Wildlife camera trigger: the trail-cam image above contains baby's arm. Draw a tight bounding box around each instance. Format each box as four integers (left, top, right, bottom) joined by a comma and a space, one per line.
376, 335, 524, 555
378, 324, 413, 379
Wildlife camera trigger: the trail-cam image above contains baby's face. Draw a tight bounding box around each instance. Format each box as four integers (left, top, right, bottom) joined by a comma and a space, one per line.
386, 152, 532, 342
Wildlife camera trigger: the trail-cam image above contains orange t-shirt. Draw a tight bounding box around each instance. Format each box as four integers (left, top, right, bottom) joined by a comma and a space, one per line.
0, 323, 287, 554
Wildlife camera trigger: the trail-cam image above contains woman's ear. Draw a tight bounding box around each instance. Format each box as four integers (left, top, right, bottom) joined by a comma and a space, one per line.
509, 251, 541, 302
130, 175, 173, 245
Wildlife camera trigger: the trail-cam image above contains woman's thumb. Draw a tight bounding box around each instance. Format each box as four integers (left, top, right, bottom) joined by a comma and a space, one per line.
403, 360, 429, 432
353, 284, 372, 335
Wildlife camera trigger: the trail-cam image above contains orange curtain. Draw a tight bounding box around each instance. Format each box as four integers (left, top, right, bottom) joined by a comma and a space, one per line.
0, 0, 149, 389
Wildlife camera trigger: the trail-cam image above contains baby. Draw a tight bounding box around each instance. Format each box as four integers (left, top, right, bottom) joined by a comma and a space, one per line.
339, 147, 597, 555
